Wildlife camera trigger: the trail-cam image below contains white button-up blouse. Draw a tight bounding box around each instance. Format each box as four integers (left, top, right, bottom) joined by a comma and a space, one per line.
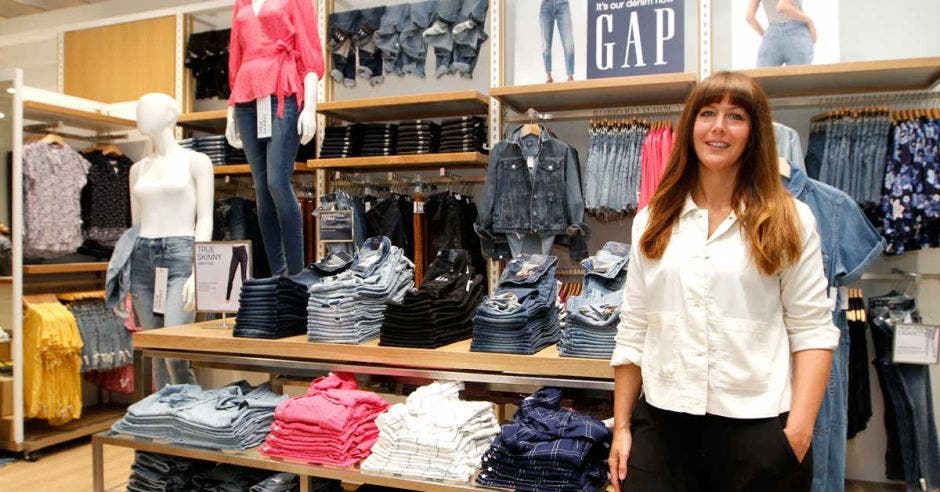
611, 195, 839, 418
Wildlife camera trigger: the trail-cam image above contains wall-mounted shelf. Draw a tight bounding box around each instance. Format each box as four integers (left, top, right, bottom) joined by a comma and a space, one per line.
1, 404, 126, 454
318, 90, 489, 122
213, 163, 313, 176
22, 262, 108, 275
94, 432, 489, 492
177, 109, 227, 133
23, 101, 136, 133
308, 152, 488, 171
491, 72, 698, 113
743, 57, 940, 98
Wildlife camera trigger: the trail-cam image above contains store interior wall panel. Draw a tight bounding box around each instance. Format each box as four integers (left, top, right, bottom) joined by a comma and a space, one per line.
0, 39, 57, 92
64, 16, 177, 103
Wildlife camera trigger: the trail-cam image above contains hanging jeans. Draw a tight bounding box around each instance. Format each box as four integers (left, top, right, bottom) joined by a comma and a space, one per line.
130, 236, 197, 390
868, 294, 940, 491
225, 245, 249, 301
756, 21, 813, 67
235, 96, 304, 276
539, 0, 574, 77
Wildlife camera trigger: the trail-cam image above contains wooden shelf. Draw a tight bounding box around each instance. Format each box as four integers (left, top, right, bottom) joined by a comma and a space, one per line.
177, 109, 228, 133
1, 404, 126, 453
743, 57, 940, 98
0, 340, 9, 361
23, 101, 136, 133
491, 72, 697, 113
23, 262, 108, 275
308, 152, 488, 171
214, 163, 313, 176
95, 432, 489, 491
132, 320, 613, 380
318, 90, 489, 122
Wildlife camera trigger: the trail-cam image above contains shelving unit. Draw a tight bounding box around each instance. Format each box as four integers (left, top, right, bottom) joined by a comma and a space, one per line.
93, 432, 489, 492
743, 57, 940, 98
177, 109, 227, 133
308, 152, 488, 171
11, 405, 126, 455
23, 100, 136, 133
490, 72, 698, 113
318, 90, 489, 122
213, 163, 313, 176
22, 262, 108, 275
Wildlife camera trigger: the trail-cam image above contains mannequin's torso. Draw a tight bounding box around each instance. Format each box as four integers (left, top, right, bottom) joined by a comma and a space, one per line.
131, 150, 201, 238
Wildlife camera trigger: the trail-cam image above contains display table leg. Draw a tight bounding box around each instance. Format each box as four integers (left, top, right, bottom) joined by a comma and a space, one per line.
92, 436, 104, 492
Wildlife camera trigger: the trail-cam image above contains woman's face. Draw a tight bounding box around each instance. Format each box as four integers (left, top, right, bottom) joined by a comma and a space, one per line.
692, 95, 751, 173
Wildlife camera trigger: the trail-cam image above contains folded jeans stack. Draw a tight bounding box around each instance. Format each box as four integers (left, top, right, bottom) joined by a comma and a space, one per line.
559, 241, 631, 359
260, 372, 390, 466
307, 236, 415, 344
234, 252, 354, 339
396, 119, 440, 155
320, 124, 364, 158
112, 381, 287, 450
471, 254, 561, 354
476, 387, 612, 492
360, 123, 399, 157
380, 249, 484, 348
126, 451, 213, 492
439, 115, 487, 154
360, 380, 501, 482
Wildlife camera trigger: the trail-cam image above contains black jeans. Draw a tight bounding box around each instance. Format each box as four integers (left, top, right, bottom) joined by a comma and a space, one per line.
225, 245, 249, 301
624, 398, 813, 492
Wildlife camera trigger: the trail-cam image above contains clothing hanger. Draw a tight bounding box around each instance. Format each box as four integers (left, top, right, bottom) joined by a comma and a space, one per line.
36, 132, 66, 147
521, 108, 543, 137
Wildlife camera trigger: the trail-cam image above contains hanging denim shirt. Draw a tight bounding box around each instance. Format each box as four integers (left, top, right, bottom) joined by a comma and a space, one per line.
783, 162, 885, 492
475, 124, 590, 259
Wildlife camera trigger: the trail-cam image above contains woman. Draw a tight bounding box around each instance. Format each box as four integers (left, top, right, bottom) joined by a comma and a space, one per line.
608, 72, 837, 492
747, 0, 816, 67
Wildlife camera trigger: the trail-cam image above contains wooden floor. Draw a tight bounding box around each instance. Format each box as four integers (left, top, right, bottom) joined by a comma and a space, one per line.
0, 438, 907, 492
0, 438, 134, 491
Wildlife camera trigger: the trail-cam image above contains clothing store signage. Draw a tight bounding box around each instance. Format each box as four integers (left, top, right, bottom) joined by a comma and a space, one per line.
193, 241, 252, 314
319, 210, 355, 242
587, 0, 684, 78
893, 323, 940, 365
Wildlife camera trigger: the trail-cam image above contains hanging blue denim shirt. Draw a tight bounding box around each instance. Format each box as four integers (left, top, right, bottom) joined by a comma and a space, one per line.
783, 163, 885, 492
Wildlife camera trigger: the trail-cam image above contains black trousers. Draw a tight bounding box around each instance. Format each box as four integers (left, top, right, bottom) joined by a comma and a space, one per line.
623, 398, 813, 492
226, 245, 249, 301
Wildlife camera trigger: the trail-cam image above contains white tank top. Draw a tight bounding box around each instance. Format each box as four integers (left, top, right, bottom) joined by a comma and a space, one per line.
132, 150, 198, 239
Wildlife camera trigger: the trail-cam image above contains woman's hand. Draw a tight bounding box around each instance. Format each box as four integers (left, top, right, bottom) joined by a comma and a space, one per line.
807, 20, 818, 43
783, 424, 813, 462
609, 426, 633, 492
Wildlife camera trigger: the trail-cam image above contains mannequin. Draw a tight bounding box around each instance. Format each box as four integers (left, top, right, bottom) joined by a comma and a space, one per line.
129, 93, 214, 389
226, 0, 324, 276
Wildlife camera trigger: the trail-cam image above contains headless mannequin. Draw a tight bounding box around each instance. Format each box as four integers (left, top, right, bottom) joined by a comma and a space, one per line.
225, 0, 319, 147
130, 93, 214, 310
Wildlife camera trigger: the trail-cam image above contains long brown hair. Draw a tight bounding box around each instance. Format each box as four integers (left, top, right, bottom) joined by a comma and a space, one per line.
639, 71, 801, 276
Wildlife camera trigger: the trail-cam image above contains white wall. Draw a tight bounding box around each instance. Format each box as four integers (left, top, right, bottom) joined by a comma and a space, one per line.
0, 40, 57, 91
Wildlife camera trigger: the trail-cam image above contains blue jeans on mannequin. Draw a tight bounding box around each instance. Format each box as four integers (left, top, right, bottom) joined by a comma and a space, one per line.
130, 237, 198, 390
235, 96, 304, 276
540, 0, 574, 78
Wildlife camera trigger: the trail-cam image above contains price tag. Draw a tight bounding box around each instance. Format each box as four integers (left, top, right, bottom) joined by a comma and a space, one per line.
828, 287, 838, 312
256, 97, 272, 139
414, 201, 425, 214
153, 267, 168, 315
892, 323, 940, 365
838, 286, 849, 310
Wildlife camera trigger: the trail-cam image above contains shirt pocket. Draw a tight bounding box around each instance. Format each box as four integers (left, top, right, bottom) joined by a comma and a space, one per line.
496, 158, 526, 221
537, 158, 566, 225
714, 317, 772, 391
643, 311, 679, 381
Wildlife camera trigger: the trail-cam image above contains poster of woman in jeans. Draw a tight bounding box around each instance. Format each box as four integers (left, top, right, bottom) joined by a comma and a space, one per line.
512, 0, 587, 85
736, 0, 839, 69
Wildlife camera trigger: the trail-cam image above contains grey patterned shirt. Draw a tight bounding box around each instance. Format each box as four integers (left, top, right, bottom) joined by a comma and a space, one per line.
24, 141, 90, 258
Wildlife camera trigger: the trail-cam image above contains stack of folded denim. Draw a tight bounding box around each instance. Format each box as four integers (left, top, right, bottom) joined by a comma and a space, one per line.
307, 236, 415, 344
234, 253, 355, 339
320, 124, 364, 158
361, 123, 399, 157
396, 119, 439, 155
380, 249, 484, 348
191, 465, 275, 491
126, 451, 213, 492
476, 387, 612, 492
361, 380, 500, 482
420, 0, 489, 79
260, 372, 390, 466
471, 254, 560, 354
559, 241, 631, 359
112, 381, 286, 450
439, 116, 487, 154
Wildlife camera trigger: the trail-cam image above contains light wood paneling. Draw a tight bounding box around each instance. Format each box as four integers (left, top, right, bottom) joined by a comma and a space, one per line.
64, 16, 176, 103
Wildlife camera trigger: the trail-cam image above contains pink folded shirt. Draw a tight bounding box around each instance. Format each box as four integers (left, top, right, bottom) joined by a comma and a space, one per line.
228, 0, 325, 117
